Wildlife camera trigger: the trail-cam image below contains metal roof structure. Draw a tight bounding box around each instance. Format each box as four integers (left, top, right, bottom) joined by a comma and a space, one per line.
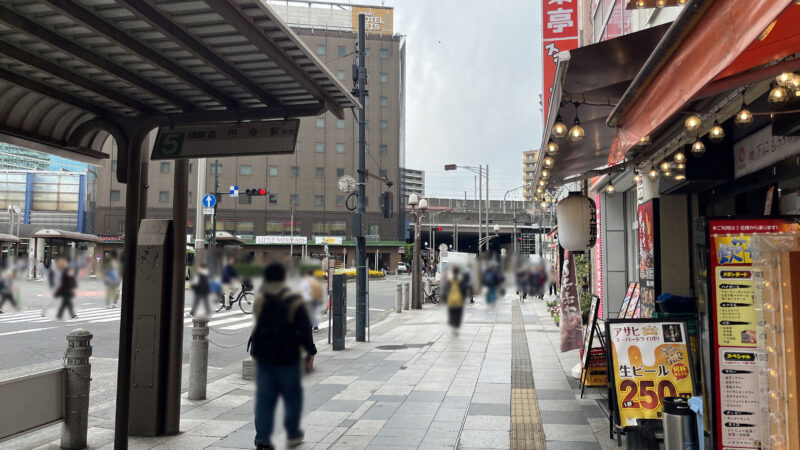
0, 0, 359, 166
30, 228, 102, 243
0, 233, 21, 243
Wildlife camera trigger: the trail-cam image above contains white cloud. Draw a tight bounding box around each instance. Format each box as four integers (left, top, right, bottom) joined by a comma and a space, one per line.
386, 0, 543, 199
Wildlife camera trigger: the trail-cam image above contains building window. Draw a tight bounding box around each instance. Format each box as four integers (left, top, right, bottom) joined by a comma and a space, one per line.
266, 220, 300, 235
290, 166, 299, 177
312, 220, 346, 236
268, 165, 278, 176
336, 195, 345, 206
315, 195, 324, 206
160, 162, 170, 173
337, 119, 345, 129
111, 160, 117, 171
380, 72, 388, 83
315, 142, 324, 153
316, 44, 326, 55
380, 120, 388, 130
365, 120, 369, 129
380, 96, 388, 107
315, 167, 324, 177
210, 163, 222, 175
188, 191, 192, 202
269, 194, 277, 204
239, 164, 253, 175
336, 168, 345, 177
338, 45, 346, 57
336, 143, 345, 153
380, 144, 388, 155
290, 194, 298, 206
238, 194, 251, 204
316, 117, 325, 128
159, 191, 169, 203
337, 70, 345, 80
380, 48, 389, 59
369, 224, 380, 235
110, 190, 120, 202
379, 169, 387, 179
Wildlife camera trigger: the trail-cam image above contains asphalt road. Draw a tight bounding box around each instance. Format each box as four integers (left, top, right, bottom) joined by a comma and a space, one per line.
0, 273, 410, 421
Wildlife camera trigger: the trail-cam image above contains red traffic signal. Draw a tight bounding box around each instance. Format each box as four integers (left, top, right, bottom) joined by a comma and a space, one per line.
437, 226, 443, 231
245, 188, 267, 196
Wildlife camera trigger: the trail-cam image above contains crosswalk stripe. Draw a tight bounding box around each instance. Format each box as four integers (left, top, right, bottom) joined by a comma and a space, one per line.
0, 327, 56, 337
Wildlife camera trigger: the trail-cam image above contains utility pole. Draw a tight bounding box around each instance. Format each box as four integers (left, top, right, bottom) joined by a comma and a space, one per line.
478, 165, 482, 255
289, 208, 294, 259
209, 159, 219, 278
354, 14, 367, 342
195, 158, 206, 271
485, 165, 489, 252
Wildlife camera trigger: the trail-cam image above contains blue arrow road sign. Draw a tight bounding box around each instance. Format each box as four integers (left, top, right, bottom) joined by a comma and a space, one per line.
202, 194, 216, 208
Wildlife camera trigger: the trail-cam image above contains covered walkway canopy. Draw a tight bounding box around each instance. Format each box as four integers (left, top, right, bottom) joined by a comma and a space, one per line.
31, 228, 102, 243
0, 1, 358, 446
0, 233, 21, 244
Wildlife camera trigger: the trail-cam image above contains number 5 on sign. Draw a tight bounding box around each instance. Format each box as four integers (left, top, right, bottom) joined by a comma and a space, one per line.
606, 320, 695, 427
153, 132, 185, 157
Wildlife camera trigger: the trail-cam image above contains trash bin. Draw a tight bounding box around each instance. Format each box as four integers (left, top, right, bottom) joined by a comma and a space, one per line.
662, 397, 699, 450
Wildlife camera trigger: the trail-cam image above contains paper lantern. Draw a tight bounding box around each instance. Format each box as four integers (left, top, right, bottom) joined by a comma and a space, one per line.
556, 193, 597, 251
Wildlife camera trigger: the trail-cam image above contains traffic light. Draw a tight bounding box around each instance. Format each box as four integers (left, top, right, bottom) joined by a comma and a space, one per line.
382, 191, 393, 218
437, 227, 443, 232
245, 188, 267, 196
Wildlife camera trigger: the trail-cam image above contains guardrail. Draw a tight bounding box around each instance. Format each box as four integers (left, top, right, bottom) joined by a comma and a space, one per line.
0, 329, 92, 449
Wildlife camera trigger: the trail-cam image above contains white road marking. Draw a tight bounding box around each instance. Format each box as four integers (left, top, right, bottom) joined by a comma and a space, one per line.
0, 327, 56, 337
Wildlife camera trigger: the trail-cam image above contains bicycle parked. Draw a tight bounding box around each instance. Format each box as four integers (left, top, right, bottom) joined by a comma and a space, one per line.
424, 278, 440, 304
215, 278, 255, 314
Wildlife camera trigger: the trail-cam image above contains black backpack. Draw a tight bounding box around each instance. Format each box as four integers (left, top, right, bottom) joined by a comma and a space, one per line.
247, 288, 304, 362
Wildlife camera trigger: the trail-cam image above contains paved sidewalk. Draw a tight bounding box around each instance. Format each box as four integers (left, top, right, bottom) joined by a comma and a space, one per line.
15, 292, 614, 450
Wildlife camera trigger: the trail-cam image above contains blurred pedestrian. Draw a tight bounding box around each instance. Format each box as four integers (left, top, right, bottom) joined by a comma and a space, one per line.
462, 268, 474, 304
299, 269, 323, 332
0, 268, 18, 313
190, 263, 211, 316
516, 265, 529, 303
547, 261, 557, 296
221, 256, 239, 310
54, 259, 77, 319
483, 262, 504, 306
249, 262, 316, 450
442, 266, 468, 334
103, 259, 121, 308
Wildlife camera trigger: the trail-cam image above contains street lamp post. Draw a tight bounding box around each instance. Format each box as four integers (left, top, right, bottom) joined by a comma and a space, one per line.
444, 164, 489, 253
408, 194, 427, 309
503, 183, 531, 254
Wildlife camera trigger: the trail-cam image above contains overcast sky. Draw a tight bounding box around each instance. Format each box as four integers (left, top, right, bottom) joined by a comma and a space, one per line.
385, 0, 544, 200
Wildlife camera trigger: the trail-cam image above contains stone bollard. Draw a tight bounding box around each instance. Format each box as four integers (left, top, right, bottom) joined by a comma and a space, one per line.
395, 283, 403, 313
189, 318, 209, 400
403, 282, 410, 310
62, 329, 92, 450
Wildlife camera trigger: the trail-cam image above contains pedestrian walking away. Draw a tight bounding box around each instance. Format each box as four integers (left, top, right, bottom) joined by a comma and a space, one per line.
103, 259, 121, 308
248, 262, 317, 450
483, 261, 504, 306
190, 263, 212, 316
442, 266, 468, 334
298, 269, 323, 331
221, 256, 240, 309
54, 258, 78, 320
0, 268, 18, 313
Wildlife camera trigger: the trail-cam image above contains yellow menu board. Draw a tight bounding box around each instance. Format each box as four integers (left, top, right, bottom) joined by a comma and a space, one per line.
714, 267, 756, 347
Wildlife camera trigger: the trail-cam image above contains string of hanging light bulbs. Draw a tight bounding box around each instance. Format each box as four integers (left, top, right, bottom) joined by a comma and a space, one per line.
539, 70, 800, 193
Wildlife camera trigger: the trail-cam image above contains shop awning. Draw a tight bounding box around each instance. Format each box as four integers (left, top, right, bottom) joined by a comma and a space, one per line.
537, 23, 670, 183
607, 0, 797, 164
31, 229, 102, 243
212, 231, 246, 245
0, 233, 21, 243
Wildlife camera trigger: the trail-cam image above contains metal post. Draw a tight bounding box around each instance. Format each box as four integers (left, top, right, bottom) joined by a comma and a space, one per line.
289, 208, 294, 258
165, 159, 188, 434
194, 158, 206, 270
62, 329, 92, 450
332, 273, 346, 350
395, 283, 402, 313
209, 159, 219, 278
355, 13, 367, 342
188, 318, 209, 400
485, 165, 489, 252
412, 214, 422, 309
513, 201, 518, 254
403, 282, 410, 310
115, 132, 144, 449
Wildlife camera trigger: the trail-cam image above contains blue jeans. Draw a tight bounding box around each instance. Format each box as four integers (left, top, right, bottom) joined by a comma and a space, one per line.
254, 362, 303, 447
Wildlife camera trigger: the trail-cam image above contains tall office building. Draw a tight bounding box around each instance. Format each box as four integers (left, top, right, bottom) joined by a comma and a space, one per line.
522, 150, 539, 203
94, 2, 406, 247
400, 168, 424, 199
0, 143, 88, 173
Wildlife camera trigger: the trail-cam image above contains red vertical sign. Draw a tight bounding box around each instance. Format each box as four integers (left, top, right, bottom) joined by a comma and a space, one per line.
543, 0, 579, 119
594, 193, 603, 318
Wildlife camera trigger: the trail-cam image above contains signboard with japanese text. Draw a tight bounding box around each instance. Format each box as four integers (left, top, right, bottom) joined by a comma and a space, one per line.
594, 193, 604, 318
352, 6, 393, 33
625, 284, 641, 319
560, 250, 583, 352
315, 236, 343, 245
606, 319, 695, 427
542, 0, 579, 120
637, 200, 658, 318
707, 218, 800, 448
618, 282, 636, 318
734, 125, 800, 179
151, 119, 299, 160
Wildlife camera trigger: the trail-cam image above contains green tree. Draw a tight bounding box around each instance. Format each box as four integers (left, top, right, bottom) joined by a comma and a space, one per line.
403, 243, 414, 265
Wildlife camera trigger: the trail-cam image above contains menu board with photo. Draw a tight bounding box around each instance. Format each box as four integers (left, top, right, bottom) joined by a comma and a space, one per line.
637, 200, 659, 318
618, 282, 636, 319
625, 284, 641, 319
